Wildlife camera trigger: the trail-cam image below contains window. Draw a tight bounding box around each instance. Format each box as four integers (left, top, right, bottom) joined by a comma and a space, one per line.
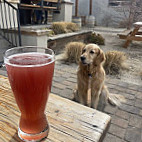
109, 0, 131, 7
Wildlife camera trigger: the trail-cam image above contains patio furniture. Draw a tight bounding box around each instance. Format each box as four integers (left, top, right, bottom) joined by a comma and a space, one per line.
0, 75, 111, 142
19, 0, 60, 10
19, 0, 61, 24
118, 22, 142, 48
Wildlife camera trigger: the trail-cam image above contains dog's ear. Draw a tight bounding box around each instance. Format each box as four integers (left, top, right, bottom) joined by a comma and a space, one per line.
94, 48, 105, 65
81, 45, 86, 54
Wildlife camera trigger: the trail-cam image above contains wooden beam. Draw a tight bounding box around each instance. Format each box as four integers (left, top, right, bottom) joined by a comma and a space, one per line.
75, 0, 78, 17
43, 0, 59, 3
123, 27, 139, 48
19, 4, 57, 10
126, 35, 142, 41
89, 0, 92, 15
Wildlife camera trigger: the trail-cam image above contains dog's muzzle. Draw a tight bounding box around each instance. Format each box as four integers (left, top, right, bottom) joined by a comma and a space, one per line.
80, 56, 85, 61
80, 56, 87, 64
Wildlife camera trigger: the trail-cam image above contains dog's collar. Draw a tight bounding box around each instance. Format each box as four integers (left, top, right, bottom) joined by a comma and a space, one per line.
87, 64, 93, 78
88, 73, 92, 78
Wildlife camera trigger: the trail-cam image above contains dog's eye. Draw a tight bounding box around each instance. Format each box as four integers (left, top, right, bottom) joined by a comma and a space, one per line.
90, 50, 95, 54
82, 49, 86, 53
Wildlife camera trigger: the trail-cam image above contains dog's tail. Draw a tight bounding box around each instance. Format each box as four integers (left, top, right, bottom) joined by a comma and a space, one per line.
102, 85, 117, 106
102, 85, 126, 106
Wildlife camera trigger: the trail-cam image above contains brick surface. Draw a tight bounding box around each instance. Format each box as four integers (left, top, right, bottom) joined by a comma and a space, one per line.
54, 70, 64, 75
135, 99, 142, 109
120, 92, 135, 100
137, 87, 142, 92
60, 88, 74, 100
119, 104, 140, 115
104, 105, 117, 115
116, 81, 129, 88
108, 124, 126, 138
62, 80, 75, 88
125, 127, 141, 142
125, 89, 138, 96
53, 82, 66, 90
139, 110, 142, 116
62, 72, 72, 78
51, 87, 62, 95
115, 109, 130, 120
122, 99, 135, 106
103, 133, 122, 142
66, 77, 77, 83
53, 76, 66, 83
127, 84, 140, 91
135, 92, 142, 99
129, 114, 142, 128
111, 116, 128, 128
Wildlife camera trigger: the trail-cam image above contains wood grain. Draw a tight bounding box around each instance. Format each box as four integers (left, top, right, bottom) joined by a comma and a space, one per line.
0, 75, 111, 142
19, 4, 57, 10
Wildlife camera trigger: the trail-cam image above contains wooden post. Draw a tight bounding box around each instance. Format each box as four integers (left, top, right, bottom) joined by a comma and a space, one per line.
89, 0, 92, 15
75, 0, 78, 17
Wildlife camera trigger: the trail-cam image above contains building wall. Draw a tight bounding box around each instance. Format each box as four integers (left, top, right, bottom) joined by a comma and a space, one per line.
71, 0, 130, 27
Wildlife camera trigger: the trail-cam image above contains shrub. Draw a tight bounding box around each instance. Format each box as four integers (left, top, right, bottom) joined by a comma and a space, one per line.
86, 32, 105, 45
104, 51, 127, 75
51, 22, 79, 35
66, 22, 79, 32
64, 42, 85, 63
51, 22, 67, 35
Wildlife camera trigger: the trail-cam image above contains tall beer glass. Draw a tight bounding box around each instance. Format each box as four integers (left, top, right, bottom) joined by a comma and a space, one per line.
4, 46, 55, 141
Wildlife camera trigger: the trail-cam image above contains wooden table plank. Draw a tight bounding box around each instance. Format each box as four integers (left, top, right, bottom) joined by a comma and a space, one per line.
134, 22, 142, 28
19, 4, 57, 10
0, 75, 111, 142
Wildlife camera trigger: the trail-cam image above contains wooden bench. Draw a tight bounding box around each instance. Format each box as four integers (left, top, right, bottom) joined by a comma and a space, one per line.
118, 22, 142, 48
0, 75, 111, 142
19, 0, 61, 10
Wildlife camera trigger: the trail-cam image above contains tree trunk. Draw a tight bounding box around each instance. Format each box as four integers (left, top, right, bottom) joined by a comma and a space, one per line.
127, 0, 137, 29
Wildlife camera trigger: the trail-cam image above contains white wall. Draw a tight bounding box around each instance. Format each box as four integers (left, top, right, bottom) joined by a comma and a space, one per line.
71, 0, 130, 27
53, 0, 73, 22
21, 35, 48, 48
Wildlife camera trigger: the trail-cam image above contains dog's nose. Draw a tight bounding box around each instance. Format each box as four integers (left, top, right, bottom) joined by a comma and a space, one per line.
80, 56, 86, 61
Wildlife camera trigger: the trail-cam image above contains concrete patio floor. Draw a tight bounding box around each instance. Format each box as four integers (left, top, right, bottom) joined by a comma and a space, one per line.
0, 60, 142, 142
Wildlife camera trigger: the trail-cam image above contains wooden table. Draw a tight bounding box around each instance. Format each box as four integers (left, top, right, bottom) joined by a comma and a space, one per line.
0, 75, 111, 142
118, 22, 142, 48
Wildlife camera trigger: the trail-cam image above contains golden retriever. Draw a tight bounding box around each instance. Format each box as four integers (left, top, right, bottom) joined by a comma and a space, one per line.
74, 44, 116, 109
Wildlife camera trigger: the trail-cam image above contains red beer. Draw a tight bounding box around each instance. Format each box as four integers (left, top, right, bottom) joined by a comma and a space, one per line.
5, 49, 54, 141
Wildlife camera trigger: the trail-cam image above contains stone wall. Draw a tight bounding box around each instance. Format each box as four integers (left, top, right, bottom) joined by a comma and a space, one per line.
48, 30, 92, 54
71, 0, 130, 27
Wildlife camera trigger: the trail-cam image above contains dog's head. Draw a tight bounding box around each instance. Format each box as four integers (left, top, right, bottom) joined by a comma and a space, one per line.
80, 44, 105, 66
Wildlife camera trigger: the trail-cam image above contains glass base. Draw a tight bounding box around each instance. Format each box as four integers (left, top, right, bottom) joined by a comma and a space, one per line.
18, 125, 49, 142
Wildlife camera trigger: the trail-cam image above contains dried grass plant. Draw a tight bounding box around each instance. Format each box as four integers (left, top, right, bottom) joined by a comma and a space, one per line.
64, 42, 85, 63
66, 22, 79, 32
51, 22, 67, 34
86, 32, 105, 45
104, 51, 127, 75
51, 22, 79, 35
